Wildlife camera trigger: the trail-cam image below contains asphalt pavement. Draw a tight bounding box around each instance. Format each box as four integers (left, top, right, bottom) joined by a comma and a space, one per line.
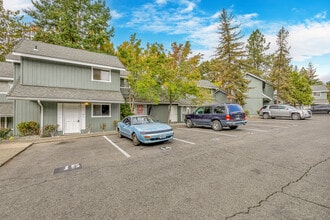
0, 131, 116, 167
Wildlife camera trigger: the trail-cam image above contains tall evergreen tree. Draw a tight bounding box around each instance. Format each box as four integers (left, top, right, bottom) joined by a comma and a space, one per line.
0, 4, 27, 61
245, 29, 271, 77
304, 62, 322, 85
214, 8, 249, 105
24, 0, 114, 53
269, 27, 291, 103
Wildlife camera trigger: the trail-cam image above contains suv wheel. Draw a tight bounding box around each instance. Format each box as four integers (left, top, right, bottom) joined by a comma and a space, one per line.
263, 113, 270, 119
292, 113, 301, 120
186, 119, 193, 128
211, 120, 222, 131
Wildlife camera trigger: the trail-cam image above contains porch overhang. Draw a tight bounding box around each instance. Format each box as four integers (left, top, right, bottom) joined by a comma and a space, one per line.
262, 93, 272, 101
7, 84, 125, 103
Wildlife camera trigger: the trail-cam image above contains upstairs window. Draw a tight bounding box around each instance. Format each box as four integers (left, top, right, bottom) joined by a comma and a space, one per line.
92, 68, 111, 82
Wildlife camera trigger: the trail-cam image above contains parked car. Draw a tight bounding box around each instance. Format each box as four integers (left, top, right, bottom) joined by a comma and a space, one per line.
310, 104, 330, 115
117, 115, 174, 146
258, 104, 312, 120
184, 104, 247, 131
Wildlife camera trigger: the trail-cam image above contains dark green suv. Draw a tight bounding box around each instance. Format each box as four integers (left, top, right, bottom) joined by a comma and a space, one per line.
184, 104, 247, 131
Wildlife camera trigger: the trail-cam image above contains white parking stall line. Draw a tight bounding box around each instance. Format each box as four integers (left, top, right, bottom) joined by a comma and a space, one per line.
103, 136, 131, 158
177, 128, 237, 137
173, 138, 195, 145
243, 128, 268, 132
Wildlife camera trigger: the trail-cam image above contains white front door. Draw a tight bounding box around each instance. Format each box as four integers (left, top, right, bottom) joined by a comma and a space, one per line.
169, 105, 178, 122
63, 104, 81, 133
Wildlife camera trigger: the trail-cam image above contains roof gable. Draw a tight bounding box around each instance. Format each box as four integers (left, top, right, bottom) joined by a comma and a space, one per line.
311, 85, 329, 92
12, 39, 125, 70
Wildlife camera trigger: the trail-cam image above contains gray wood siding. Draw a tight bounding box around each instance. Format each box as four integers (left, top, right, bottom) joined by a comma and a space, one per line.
22, 58, 120, 91
14, 100, 40, 135
0, 94, 8, 102
0, 81, 9, 93
85, 103, 120, 132
215, 92, 228, 103
246, 76, 263, 98
149, 105, 169, 123
43, 102, 57, 126
245, 76, 264, 115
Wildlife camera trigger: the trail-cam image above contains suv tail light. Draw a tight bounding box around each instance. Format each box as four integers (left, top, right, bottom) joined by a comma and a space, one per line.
226, 114, 231, 121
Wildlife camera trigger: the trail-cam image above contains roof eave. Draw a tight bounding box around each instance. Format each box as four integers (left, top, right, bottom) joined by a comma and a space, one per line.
7, 96, 125, 103
12, 52, 126, 71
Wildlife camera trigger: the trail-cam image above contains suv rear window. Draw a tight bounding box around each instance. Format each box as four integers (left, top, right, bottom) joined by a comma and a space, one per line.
214, 106, 225, 114
227, 104, 243, 112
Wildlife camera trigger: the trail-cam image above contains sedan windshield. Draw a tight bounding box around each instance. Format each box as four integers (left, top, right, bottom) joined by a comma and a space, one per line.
132, 116, 155, 125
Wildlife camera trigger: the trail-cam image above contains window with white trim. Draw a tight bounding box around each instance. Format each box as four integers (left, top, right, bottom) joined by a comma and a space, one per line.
92, 104, 111, 117
313, 92, 321, 97
92, 68, 111, 82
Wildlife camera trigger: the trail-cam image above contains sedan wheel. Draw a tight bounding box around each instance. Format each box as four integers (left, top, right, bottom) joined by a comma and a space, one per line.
292, 113, 301, 120
132, 133, 141, 146
186, 119, 193, 128
117, 128, 122, 138
211, 120, 222, 131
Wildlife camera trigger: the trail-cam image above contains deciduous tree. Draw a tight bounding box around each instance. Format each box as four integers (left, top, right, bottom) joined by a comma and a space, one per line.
162, 41, 202, 123
288, 67, 313, 106
116, 34, 144, 112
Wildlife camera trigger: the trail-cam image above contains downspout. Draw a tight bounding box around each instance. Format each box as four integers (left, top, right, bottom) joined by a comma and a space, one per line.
37, 100, 44, 137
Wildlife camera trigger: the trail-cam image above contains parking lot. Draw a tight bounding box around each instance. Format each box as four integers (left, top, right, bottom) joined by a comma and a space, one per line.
1, 115, 329, 219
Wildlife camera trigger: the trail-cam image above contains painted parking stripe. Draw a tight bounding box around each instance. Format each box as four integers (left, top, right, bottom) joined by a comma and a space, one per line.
177, 128, 236, 137
103, 136, 131, 158
173, 138, 195, 145
243, 128, 268, 132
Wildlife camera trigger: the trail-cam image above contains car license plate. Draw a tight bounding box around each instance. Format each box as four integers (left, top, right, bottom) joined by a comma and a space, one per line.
160, 134, 166, 139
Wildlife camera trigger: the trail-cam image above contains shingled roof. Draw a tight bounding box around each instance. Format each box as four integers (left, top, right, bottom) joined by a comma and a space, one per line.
12, 39, 125, 70
7, 84, 124, 103
0, 62, 14, 79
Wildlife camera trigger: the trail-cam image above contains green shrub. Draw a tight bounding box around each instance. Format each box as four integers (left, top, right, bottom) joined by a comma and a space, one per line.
120, 103, 133, 119
0, 128, 12, 140
17, 121, 39, 136
43, 124, 58, 137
